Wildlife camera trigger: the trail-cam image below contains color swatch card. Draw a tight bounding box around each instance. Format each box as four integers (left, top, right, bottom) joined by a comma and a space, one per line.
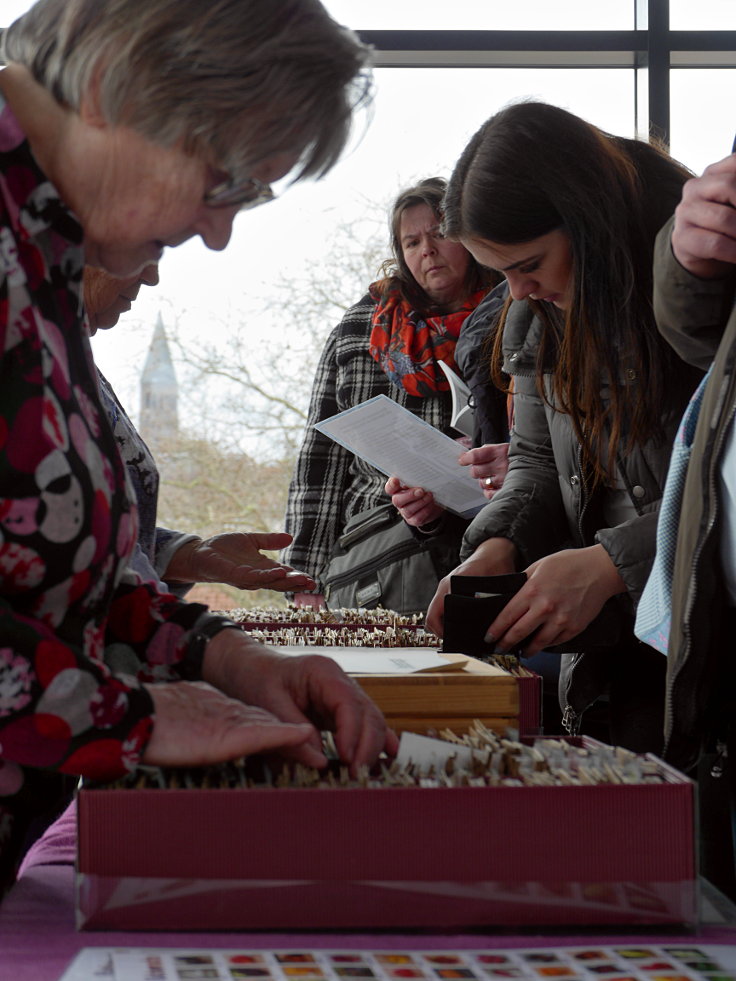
59, 945, 736, 981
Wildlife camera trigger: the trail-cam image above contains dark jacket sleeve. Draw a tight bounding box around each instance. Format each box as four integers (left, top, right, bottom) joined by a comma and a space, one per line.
455, 283, 511, 446
654, 215, 736, 370
460, 369, 570, 567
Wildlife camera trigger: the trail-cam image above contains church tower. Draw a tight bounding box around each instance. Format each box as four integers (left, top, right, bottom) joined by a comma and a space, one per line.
139, 313, 179, 449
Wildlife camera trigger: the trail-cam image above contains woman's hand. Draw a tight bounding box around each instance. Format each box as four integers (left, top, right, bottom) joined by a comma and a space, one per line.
425, 537, 518, 637
672, 154, 736, 279
385, 475, 444, 527
202, 630, 399, 775
458, 443, 510, 499
165, 532, 316, 593
142, 681, 317, 767
486, 544, 627, 655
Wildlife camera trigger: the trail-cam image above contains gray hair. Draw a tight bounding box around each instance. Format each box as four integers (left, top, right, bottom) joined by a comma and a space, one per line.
1, 0, 373, 180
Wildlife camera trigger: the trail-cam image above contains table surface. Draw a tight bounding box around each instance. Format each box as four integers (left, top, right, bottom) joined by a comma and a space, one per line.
3, 864, 736, 981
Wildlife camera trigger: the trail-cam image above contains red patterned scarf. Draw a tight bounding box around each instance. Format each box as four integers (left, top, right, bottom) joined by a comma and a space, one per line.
368, 283, 487, 397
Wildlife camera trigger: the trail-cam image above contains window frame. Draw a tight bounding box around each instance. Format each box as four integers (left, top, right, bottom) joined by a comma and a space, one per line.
356, 0, 736, 145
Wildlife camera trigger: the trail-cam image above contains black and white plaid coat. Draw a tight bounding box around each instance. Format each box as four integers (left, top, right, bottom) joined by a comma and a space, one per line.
282, 293, 455, 592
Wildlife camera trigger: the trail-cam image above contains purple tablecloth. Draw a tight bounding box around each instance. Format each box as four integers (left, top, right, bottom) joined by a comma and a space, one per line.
3, 803, 736, 981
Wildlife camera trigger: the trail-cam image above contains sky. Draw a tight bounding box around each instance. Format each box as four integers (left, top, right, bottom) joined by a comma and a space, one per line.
3, 0, 736, 439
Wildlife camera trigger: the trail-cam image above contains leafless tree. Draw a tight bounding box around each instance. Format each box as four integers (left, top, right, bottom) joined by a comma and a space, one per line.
151, 202, 391, 609
165, 207, 388, 459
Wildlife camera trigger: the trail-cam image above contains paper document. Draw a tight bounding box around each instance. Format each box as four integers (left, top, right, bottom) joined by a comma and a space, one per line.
275, 646, 464, 674
438, 360, 475, 438
314, 395, 487, 518
395, 730, 482, 772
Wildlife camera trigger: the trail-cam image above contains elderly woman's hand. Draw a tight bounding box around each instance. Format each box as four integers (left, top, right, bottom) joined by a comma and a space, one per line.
142, 681, 318, 768
202, 630, 399, 775
165, 532, 316, 593
458, 443, 510, 499
385, 475, 445, 528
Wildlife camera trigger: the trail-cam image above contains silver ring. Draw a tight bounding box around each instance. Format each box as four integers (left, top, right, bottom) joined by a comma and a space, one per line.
484, 476, 495, 489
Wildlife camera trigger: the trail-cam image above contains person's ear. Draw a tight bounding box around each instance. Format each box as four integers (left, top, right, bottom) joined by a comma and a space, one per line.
78, 66, 108, 128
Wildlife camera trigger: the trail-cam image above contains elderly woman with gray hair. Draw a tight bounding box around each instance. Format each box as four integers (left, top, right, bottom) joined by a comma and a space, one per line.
0, 0, 396, 892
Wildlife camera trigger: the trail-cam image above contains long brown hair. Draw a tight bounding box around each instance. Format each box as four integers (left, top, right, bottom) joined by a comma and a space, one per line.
443, 102, 693, 485
375, 177, 498, 315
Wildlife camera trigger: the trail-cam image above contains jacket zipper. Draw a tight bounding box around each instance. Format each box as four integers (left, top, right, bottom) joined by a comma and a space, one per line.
665, 369, 736, 751
711, 739, 728, 779
576, 434, 590, 544
558, 437, 592, 732
324, 538, 428, 590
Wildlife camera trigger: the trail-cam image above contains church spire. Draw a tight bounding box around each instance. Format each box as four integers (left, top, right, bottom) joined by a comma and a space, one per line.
139, 313, 179, 448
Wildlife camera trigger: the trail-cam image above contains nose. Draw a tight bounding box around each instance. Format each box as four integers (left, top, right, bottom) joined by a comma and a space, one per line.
420, 235, 437, 257
195, 206, 238, 252
505, 271, 536, 302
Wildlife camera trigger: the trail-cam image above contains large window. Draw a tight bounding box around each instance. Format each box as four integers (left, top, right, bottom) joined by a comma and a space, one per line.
323, 1, 635, 31
1, 2, 734, 434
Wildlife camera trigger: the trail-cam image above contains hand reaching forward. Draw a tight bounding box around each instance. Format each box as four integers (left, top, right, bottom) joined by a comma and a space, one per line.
165, 532, 316, 592
425, 537, 518, 637
385, 475, 445, 527
203, 630, 399, 775
142, 680, 317, 767
485, 544, 627, 655
672, 153, 736, 279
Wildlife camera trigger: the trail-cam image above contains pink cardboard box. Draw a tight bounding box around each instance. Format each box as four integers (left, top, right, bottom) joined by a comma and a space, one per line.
76, 738, 696, 932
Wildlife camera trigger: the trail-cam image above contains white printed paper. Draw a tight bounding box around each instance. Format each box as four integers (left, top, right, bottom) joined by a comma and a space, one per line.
274, 646, 463, 675
313, 395, 487, 518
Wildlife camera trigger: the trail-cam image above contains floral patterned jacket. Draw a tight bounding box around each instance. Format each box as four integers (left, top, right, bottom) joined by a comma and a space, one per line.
0, 97, 215, 884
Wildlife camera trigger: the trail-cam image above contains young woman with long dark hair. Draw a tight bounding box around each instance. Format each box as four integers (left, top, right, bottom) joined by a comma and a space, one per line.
426, 102, 702, 751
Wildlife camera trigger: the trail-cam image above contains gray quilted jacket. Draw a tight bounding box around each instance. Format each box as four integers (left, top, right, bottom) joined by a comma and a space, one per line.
461, 298, 702, 725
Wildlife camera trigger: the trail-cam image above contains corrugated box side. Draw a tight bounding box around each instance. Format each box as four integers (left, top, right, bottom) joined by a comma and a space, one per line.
77, 759, 696, 931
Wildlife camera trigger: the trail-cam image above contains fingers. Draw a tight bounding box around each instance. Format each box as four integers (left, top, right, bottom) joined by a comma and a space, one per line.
188, 533, 315, 591
265, 654, 396, 776
389, 483, 429, 509
458, 443, 510, 496
389, 484, 442, 526
672, 159, 736, 276
425, 577, 451, 637
483, 589, 575, 655
143, 681, 316, 767
484, 547, 622, 654
230, 567, 316, 592
329, 682, 399, 776
239, 532, 294, 551
401, 500, 444, 527
207, 644, 396, 775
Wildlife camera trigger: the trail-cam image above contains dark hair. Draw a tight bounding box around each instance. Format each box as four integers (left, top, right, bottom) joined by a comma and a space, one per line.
444, 101, 693, 484
376, 177, 498, 314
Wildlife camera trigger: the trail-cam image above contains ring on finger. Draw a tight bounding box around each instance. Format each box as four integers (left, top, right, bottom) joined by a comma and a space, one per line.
484, 475, 495, 489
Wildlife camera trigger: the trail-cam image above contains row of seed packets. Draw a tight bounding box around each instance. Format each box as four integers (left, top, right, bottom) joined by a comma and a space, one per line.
59, 946, 736, 981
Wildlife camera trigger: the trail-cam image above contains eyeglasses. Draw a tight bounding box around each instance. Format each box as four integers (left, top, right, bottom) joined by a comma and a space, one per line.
203, 174, 275, 211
